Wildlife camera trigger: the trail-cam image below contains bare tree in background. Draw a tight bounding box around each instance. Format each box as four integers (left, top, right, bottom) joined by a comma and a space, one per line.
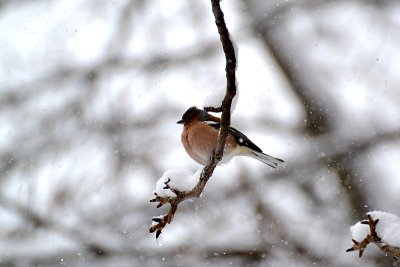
1, 0, 400, 266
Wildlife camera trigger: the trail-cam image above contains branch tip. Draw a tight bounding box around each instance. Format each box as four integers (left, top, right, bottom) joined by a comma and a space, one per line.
156, 230, 162, 239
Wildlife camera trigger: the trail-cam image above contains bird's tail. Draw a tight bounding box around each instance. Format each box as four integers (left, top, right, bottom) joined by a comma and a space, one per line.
249, 150, 284, 169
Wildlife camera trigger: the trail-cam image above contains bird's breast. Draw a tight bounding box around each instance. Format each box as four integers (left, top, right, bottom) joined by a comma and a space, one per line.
181, 122, 237, 165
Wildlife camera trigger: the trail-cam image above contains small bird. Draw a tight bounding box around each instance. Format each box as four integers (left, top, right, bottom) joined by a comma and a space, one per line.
177, 106, 284, 168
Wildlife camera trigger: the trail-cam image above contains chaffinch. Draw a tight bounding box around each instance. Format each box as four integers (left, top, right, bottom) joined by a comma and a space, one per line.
177, 107, 284, 168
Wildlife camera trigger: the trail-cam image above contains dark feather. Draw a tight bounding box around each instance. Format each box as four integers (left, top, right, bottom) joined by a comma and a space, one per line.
207, 122, 262, 153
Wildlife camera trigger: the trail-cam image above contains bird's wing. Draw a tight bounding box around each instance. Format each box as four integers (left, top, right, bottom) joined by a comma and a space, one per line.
207, 122, 263, 153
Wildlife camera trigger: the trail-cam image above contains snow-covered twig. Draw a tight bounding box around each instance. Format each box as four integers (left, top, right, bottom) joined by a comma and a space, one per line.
346, 211, 400, 261
149, 0, 237, 239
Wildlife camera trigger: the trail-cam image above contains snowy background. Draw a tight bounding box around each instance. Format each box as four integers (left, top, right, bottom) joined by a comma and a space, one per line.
1, 0, 400, 266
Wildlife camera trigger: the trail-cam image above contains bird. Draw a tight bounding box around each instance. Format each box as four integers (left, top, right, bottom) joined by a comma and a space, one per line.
177, 106, 284, 168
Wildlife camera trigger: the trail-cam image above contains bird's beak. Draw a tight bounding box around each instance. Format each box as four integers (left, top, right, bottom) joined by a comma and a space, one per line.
177, 119, 184, 124
206, 114, 221, 123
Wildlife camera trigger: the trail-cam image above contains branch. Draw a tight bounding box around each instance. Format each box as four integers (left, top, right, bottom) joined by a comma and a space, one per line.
346, 214, 400, 260
149, 0, 237, 239
0, 194, 111, 256
243, 1, 330, 135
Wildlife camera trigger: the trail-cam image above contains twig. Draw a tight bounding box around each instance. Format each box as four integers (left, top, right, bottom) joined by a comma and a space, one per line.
149, 0, 237, 238
346, 214, 400, 260
203, 106, 222, 113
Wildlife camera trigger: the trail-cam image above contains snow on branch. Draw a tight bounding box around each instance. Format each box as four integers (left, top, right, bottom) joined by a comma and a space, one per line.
149, 0, 237, 240
346, 211, 400, 261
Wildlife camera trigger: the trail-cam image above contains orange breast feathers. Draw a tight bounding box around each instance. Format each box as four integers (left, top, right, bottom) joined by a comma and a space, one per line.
181, 121, 237, 165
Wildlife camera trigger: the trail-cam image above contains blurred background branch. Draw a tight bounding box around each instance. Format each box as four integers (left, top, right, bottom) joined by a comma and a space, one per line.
0, 0, 399, 266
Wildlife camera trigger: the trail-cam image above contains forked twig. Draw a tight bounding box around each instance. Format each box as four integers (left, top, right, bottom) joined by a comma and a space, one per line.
346, 214, 400, 260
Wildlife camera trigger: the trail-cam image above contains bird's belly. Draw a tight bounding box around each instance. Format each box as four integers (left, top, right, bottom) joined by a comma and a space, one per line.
183, 131, 236, 165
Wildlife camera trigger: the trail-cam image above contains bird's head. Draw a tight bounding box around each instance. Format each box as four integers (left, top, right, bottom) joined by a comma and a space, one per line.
177, 106, 220, 125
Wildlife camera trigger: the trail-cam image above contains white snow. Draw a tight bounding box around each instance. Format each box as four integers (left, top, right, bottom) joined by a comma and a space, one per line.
231, 34, 239, 69
153, 169, 202, 197
350, 221, 370, 242
369, 211, 400, 247
350, 210, 400, 247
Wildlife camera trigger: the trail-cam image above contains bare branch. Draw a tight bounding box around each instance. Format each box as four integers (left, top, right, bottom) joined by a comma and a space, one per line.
149, 0, 237, 239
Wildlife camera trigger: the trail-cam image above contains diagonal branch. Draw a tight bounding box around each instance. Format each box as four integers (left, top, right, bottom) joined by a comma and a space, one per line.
149, 0, 237, 239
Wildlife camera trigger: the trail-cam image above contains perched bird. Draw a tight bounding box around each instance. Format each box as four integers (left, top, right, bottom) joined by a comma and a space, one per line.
177, 106, 284, 168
